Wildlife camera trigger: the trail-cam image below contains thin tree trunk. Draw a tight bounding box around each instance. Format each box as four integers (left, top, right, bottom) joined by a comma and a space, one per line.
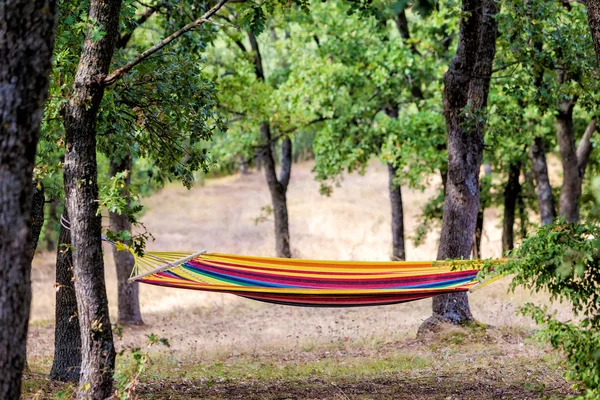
249, 31, 292, 258
109, 156, 143, 325
420, 0, 498, 332
22, 182, 45, 373
388, 164, 406, 261
0, 2, 57, 397
517, 192, 527, 240
473, 209, 484, 259
556, 100, 581, 222
383, 106, 406, 262
529, 137, 556, 225
50, 208, 81, 382
259, 122, 292, 258
239, 155, 249, 175
61, 0, 122, 397
46, 198, 59, 251
383, 16, 413, 262
473, 166, 492, 259
256, 152, 262, 171
502, 162, 521, 253
30, 182, 46, 261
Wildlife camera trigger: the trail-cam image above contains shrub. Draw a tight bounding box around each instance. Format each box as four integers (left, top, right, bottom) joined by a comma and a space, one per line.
496, 220, 600, 398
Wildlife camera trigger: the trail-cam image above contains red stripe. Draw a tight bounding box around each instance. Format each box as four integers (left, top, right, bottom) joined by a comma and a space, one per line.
187, 260, 478, 288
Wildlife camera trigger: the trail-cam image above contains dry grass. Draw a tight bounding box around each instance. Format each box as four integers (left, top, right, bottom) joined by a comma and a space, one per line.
25, 160, 574, 399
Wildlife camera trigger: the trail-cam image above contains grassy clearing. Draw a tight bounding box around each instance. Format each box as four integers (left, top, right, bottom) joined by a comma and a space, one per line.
24, 162, 576, 399
23, 325, 573, 399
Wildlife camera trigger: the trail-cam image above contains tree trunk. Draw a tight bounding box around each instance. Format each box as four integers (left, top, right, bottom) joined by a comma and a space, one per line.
387, 164, 406, 261
46, 198, 59, 251
0, 2, 57, 397
420, 0, 498, 332
239, 155, 249, 175
556, 100, 581, 222
61, 0, 122, 397
473, 166, 492, 259
30, 182, 46, 261
256, 152, 262, 171
259, 122, 292, 258
249, 31, 292, 258
517, 192, 527, 240
586, 0, 600, 68
50, 209, 81, 382
109, 156, 143, 325
473, 208, 484, 259
529, 137, 556, 225
502, 162, 521, 253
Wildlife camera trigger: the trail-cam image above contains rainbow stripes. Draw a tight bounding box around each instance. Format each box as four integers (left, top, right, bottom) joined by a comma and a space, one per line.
131, 253, 483, 308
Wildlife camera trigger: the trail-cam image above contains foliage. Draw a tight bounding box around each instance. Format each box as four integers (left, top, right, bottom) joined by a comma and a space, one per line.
113, 330, 171, 399
496, 220, 600, 397
302, 1, 453, 195
38, 0, 226, 252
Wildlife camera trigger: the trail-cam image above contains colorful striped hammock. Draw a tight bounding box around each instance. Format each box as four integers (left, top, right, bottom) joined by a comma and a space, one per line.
128, 251, 497, 307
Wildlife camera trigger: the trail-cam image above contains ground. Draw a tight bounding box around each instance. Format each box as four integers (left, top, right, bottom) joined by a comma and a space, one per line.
24, 161, 574, 399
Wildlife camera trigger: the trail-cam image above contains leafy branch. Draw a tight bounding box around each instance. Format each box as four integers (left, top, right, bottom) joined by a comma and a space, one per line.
104, 0, 230, 86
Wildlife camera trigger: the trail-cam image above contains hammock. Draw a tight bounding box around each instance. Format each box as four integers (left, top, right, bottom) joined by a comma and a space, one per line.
128, 251, 497, 308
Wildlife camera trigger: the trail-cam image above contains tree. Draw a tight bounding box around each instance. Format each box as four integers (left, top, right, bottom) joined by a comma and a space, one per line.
420, 0, 499, 330
49, 208, 81, 382
39, 0, 227, 382
55, 0, 231, 394
61, 1, 123, 395
109, 156, 142, 325
208, 14, 303, 258
499, 0, 599, 225
0, 0, 57, 397
250, 30, 293, 258
280, 2, 449, 261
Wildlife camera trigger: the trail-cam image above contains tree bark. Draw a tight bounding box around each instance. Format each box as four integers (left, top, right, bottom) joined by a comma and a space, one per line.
502, 162, 521, 253
556, 100, 581, 222
46, 198, 59, 251
381, 103, 406, 258
473, 166, 492, 259
388, 164, 406, 261
259, 122, 292, 258
239, 155, 249, 175
256, 153, 263, 171
473, 208, 484, 259
420, 0, 498, 331
529, 137, 556, 225
0, 1, 57, 397
29, 182, 46, 261
61, 0, 122, 397
249, 31, 292, 258
586, 0, 600, 68
109, 156, 143, 325
50, 208, 81, 382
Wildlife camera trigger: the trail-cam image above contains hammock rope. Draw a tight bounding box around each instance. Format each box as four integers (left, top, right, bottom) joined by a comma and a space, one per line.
127, 251, 499, 308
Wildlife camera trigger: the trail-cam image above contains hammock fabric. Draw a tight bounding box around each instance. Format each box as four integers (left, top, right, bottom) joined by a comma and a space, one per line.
129, 252, 488, 308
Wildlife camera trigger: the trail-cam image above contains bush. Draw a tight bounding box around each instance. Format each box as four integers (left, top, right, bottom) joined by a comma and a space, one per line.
496, 220, 600, 398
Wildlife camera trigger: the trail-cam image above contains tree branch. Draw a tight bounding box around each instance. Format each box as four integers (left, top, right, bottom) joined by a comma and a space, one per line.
247, 30, 264, 80
117, 3, 165, 49
576, 118, 598, 175
103, 0, 229, 86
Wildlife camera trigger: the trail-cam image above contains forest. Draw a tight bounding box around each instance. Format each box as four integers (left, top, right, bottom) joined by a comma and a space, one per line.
3, 0, 600, 398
